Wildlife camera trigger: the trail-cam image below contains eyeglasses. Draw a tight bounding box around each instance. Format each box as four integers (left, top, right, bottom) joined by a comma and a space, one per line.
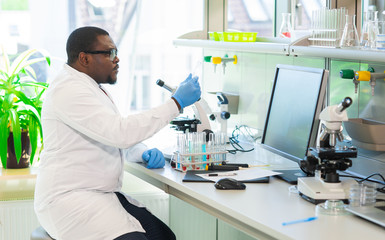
83, 49, 118, 61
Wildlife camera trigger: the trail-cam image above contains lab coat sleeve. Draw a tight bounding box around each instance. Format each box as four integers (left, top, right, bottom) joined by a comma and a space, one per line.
51, 79, 180, 149
122, 142, 148, 163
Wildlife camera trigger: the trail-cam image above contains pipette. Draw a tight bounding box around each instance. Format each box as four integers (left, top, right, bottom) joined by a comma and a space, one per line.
192, 61, 202, 78
156, 79, 176, 93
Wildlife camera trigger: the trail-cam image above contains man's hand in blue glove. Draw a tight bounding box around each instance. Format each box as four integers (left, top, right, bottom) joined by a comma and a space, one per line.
172, 73, 201, 109
142, 148, 165, 169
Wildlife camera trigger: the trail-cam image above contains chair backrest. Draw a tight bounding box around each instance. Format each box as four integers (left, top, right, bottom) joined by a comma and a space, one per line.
30, 226, 54, 240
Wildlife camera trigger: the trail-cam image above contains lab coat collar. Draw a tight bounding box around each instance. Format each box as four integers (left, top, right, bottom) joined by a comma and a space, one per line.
63, 64, 100, 90
62, 64, 116, 107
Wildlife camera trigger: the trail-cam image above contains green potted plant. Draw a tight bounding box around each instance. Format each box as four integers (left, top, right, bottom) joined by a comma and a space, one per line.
0, 47, 50, 169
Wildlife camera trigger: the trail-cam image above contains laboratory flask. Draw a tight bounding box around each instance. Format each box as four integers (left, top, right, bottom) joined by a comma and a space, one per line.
340, 15, 359, 48
279, 13, 293, 38
360, 10, 378, 49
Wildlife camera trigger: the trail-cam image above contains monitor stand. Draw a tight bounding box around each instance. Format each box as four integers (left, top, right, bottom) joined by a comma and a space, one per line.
273, 169, 309, 184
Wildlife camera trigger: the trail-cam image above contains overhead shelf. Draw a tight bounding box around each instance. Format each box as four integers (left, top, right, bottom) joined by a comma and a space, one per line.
173, 39, 290, 55
289, 45, 385, 63
173, 37, 385, 64
290, 37, 385, 63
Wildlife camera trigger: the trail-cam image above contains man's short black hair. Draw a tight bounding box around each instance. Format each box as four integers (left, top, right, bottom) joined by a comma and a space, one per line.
66, 26, 109, 64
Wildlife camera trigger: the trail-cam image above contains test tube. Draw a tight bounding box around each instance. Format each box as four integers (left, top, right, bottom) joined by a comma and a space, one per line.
340, 8, 347, 43
192, 61, 202, 79
176, 133, 189, 170
187, 132, 194, 169
201, 132, 207, 166
175, 133, 183, 170
214, 132, 222, 161
219, 132, 227, 161
317, 8, 321, 46
331, 9, 335, 47
193, 132, 200, 168
177, 133, 185, 153
208, 132, 214, 162
312, 9, 316, 46
325, 8, 328, 47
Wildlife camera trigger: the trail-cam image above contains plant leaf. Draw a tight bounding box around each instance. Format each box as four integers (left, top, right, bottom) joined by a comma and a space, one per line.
28, 116, 37, 165
0, 45, 11, 74
0, 69, 9, 81
1, 93, 14, 112
18, 107, 43, 140
0, 112, 10, 168
12, 90, 36, 109
22, 65, 37, 80
19, 109, 43, 165
19, 81, 48, 89
10, 51, 50, 77
16, 57, 48, 77
9, 108, 21, 163
9, 49, 37, 76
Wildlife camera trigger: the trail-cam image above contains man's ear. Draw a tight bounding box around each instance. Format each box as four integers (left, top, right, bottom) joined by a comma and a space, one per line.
78, 52, 90, 67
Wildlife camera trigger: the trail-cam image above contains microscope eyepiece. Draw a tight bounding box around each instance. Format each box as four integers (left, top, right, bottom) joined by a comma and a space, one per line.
337, 97, 352, 112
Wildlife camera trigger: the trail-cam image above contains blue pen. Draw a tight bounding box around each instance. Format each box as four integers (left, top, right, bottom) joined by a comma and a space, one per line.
282, 216, 318, 226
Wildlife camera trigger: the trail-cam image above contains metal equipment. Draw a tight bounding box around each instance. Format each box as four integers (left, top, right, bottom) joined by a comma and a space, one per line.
355, 69, 385, 96
209, 92, 231, 140
340, 69, 360, 93
203, 55, 237, 74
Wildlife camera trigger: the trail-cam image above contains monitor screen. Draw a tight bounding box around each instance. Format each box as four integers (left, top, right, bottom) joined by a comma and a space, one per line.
261, 64, 328, 164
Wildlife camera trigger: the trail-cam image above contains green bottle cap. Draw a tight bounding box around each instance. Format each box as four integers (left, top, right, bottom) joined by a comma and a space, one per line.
203, 56, 212, 62
368, 67, 375, 73
340, 69, 355, 79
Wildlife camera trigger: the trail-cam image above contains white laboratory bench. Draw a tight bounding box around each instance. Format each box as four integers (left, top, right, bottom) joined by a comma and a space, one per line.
124, 143, 385, 240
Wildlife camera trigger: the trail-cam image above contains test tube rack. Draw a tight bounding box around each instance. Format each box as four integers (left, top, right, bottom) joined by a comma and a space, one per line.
172, 150, 228, 172
174, 131, 228, 172
309, 7, 347, 48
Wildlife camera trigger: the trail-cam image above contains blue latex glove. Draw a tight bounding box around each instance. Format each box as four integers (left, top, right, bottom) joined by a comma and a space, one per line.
142, 148, 165, 169
172, 73, 201, 109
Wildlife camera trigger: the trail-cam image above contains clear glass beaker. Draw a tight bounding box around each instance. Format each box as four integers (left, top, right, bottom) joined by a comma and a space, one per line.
279, 13, 293, 38
340, 15, 359, 48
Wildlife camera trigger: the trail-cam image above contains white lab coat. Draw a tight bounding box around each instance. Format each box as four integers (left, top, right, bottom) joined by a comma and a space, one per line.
34, 64, 179, 240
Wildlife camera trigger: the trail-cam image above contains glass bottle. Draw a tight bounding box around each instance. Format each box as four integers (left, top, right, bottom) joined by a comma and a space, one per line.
340, 15, 359, 48
279, 13, 293, 38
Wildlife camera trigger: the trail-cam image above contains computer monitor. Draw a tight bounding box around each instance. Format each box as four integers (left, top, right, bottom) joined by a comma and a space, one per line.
261, 64, 329, 184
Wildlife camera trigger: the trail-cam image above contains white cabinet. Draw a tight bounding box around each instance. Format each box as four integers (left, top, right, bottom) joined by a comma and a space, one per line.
169, 196, 258, 240
0, 200, 40, 240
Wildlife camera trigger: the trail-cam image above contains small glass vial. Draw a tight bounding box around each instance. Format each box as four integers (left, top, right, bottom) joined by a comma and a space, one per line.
279, 13, 293, 38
